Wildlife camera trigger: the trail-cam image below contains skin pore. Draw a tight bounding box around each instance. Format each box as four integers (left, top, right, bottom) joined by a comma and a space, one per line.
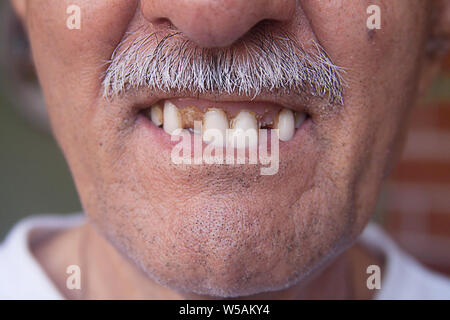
11, 0, 450, 299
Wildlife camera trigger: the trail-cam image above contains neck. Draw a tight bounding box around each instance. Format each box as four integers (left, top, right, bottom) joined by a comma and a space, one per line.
33, 223, 379, 300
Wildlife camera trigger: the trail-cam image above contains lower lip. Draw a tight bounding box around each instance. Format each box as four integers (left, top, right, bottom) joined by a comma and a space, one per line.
135, 112, 313, 156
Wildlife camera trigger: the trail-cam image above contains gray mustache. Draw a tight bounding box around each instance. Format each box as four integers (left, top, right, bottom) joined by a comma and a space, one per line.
102, 26, 345, 105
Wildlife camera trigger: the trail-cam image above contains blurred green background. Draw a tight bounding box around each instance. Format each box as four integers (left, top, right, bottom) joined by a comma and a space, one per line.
0, 87, 82, 240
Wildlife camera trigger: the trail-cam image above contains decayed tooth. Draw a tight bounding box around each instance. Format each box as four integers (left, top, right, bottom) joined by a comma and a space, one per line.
275, 108, 295, 141
295, 112, 307, 129
150, 104, 163, 127
163, 101, 182, 135
228, 110, 259, 148
203, 108, 229, 147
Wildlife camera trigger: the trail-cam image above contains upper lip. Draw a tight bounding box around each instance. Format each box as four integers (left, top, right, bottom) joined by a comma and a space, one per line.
122, 88, 317, 116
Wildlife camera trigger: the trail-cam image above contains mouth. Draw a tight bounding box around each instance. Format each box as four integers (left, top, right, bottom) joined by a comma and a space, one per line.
138, 97, 311, 147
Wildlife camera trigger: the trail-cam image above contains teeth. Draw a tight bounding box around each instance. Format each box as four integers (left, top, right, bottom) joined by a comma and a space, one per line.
275, 108, 295, 142
163, 101, 182, 135
154, 102, 304, 143
295, 112, 307, 129
228, 110, 259, 148
202, 108, 229, 147
150, 104, 163, 127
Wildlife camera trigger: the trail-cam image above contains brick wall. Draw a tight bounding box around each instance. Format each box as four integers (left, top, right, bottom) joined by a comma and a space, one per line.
383, 55, 450, 275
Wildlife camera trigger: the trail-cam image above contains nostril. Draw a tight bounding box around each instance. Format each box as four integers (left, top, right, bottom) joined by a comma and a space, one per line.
151, 17, 174, 29
254, 19, 286, 33
238, 19, 286, 43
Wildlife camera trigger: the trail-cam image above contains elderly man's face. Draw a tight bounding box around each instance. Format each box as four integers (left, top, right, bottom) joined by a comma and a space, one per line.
13, 0, 435, 296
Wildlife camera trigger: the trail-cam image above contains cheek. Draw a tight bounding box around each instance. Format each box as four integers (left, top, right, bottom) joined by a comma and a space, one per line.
24, 0, 139, 206
26, 0, 137, 119
302, 0, 429, 228
302, 0, 428, 106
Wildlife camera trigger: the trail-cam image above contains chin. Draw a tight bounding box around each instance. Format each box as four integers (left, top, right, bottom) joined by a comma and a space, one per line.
88, 171, 357, 298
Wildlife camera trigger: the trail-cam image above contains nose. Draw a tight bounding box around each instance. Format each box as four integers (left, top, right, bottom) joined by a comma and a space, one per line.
141, 0, 297, 48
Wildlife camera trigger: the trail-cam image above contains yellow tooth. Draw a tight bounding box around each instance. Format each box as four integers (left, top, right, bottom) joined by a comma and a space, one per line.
163, 101, 182, 135
228, 110, 259, 148
150, 104, 163, 127
275, 108, 295, 141
202, 108, 229, 147
295, 112, 306, 129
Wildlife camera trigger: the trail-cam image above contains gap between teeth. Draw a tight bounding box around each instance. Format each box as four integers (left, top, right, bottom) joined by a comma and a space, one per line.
148, 101, 306, 143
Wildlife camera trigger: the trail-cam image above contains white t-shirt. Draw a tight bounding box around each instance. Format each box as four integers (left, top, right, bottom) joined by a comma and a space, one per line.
0, 214, 449, 299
